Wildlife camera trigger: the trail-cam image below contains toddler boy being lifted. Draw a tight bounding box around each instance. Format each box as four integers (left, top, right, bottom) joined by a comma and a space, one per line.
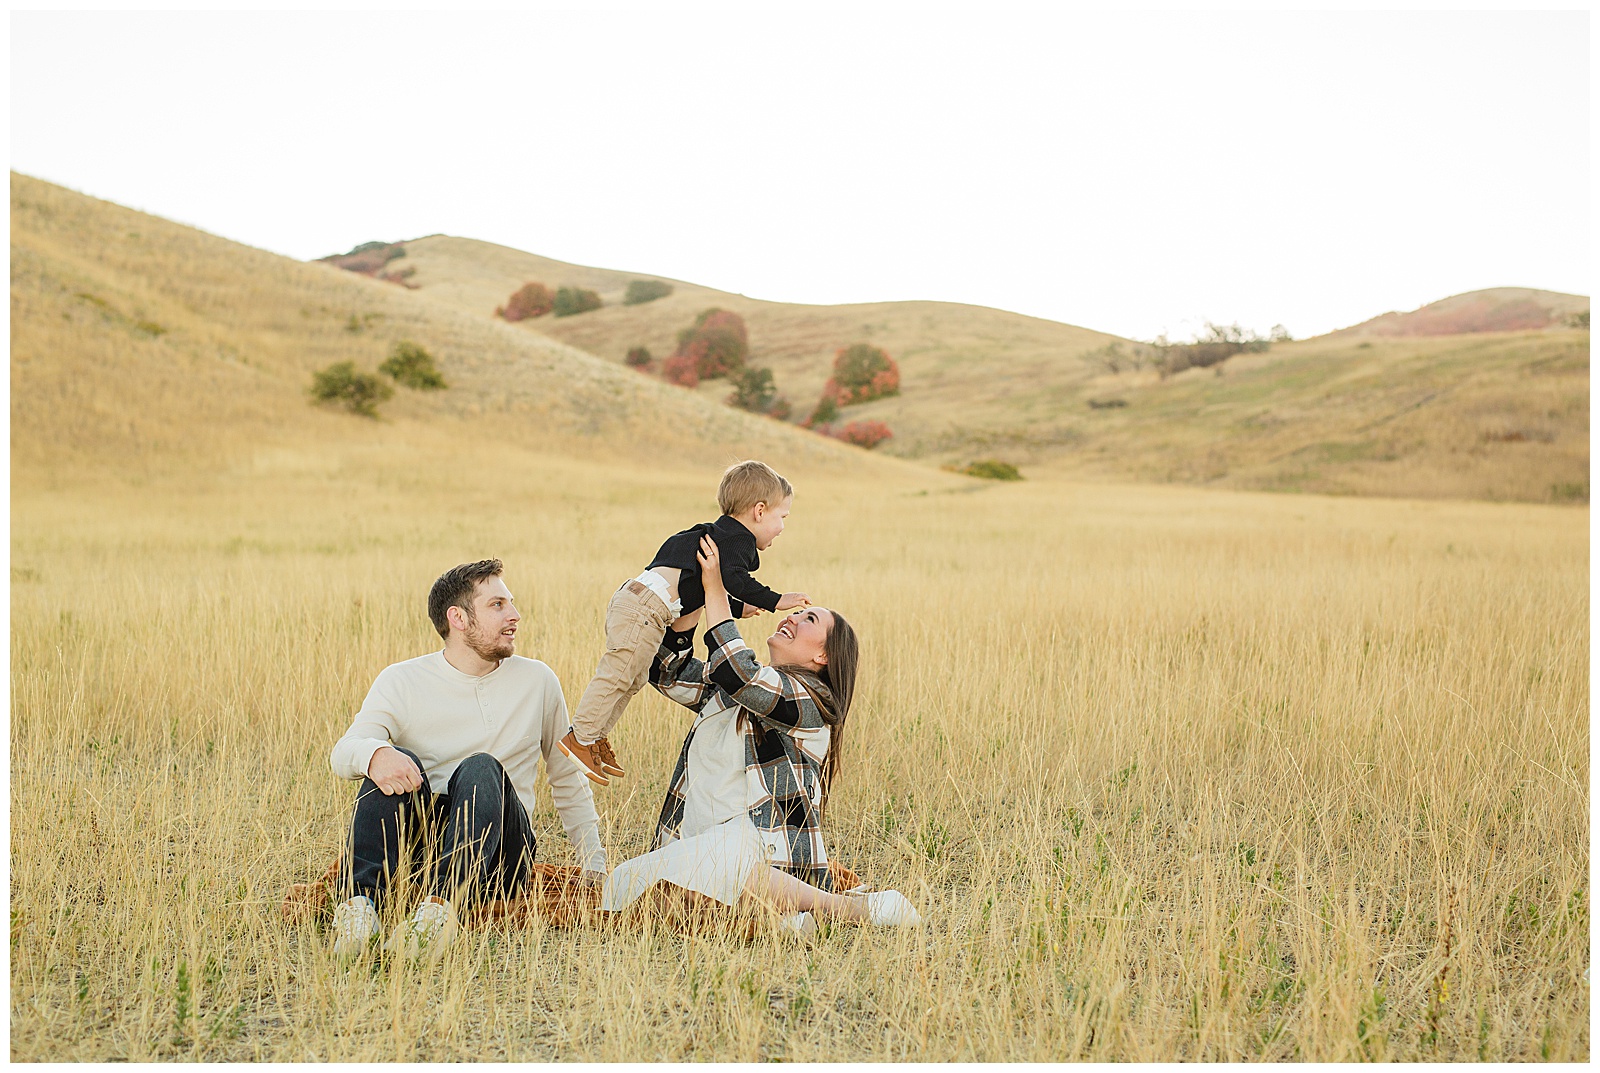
558, 460, 810, 784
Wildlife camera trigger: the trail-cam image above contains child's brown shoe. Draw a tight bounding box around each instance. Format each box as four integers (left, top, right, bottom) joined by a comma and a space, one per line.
594, 737, 626, 778
558, 729, 610, 786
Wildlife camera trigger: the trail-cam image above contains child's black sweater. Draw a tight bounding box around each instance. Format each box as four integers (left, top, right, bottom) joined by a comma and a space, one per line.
649, 514, 782, 618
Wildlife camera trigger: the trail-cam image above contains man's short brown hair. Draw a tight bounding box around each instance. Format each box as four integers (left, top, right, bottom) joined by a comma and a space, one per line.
428, 559, 504, 639
717, 460, 793, 516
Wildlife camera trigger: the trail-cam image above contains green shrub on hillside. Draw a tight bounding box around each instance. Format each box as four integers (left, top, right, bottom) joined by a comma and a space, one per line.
309, 361, 393, 417
964, 459, 1023, 481
727, 366, 776, 412
554, 287, 603, 317
625, 346, 653, 369
1568, 310, 1589, 329
804, 394, 840, 429
624, 279, 674, 305
379, 341, 447, 390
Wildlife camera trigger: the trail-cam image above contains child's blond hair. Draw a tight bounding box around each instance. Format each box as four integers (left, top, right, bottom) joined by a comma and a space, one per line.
717, 460, 793, 516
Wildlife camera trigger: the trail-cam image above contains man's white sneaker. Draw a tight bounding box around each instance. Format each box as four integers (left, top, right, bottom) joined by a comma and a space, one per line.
864, 890, 922, 927
331, 895, 380, 958
386, 895, 459, 962
779, 911, 818, 939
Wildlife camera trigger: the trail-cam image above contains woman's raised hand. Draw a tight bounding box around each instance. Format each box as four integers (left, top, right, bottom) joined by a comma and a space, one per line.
696, 534, 725, 594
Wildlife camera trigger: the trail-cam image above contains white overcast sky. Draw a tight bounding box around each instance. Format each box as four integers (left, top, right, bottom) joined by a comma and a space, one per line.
9, 7, 1591, 341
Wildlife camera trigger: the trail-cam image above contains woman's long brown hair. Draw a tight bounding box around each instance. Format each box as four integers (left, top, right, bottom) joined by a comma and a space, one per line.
773, 609, 858, 818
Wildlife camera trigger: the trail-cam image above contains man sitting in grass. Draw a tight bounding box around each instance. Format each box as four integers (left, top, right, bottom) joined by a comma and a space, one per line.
327, 558, 607, 962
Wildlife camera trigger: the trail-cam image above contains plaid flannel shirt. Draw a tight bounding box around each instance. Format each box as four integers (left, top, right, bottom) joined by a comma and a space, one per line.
648, 618, 835, 892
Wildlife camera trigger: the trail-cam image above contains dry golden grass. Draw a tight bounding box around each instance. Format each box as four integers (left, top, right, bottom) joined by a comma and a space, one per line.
1023, 329, 1591, 503
9, 445, 1589, 1061
8, 171, 1589, 1061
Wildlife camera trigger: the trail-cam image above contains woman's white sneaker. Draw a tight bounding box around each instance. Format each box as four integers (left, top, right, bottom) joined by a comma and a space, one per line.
864, 890, 922, 927
330, 895, 380, 958
779, 911, 818, 939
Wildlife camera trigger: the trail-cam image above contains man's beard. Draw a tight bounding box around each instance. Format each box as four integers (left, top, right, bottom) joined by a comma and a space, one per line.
463, 617, 514, 661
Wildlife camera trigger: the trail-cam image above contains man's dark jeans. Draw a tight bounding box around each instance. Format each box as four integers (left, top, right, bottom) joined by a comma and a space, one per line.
340, 749, 536, 908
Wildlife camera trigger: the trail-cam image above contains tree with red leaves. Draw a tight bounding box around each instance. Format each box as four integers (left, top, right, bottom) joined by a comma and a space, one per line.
823, 343, 900, 406
671, 308, 748, 381
497, 282, 555, 322
661, 351, 700, 388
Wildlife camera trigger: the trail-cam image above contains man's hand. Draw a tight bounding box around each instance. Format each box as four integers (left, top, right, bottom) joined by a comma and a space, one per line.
368, 746, 424, 796
774, 592, 811, 612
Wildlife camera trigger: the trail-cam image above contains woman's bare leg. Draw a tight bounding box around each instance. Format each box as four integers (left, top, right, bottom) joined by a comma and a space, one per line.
742, 865, 869, 921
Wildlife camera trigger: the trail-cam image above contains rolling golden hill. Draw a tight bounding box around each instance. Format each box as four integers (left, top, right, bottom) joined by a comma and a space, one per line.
1330, 287, 1589, 338
12, 174, 1587, 505
9, 174, 909, 493
371, 235, 1125, 454
373, 235, 1590, 503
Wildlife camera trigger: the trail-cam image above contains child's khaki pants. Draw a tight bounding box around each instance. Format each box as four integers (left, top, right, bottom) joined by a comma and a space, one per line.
571, 579, 677, 745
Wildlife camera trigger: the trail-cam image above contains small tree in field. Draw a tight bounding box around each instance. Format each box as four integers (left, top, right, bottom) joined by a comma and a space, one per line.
625, 346, 653, 370
823, 343, 900, 406
497, 283, 554, 321
1153, 321, 1272, 378
671, 308, 748, 380
379, 341, 447, 390
553, 287, 603, 317
310, 361, 393, 418
624, 279, 674, 305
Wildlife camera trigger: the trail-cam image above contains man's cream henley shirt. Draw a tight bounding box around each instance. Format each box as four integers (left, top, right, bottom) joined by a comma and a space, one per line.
329, 651, 605, 872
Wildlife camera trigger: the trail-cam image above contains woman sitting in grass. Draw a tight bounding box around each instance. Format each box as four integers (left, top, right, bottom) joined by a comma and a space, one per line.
598, 535, 922, 932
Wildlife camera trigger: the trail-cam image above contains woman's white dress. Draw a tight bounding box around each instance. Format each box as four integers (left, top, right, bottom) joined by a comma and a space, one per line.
599, 706, 769, 911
